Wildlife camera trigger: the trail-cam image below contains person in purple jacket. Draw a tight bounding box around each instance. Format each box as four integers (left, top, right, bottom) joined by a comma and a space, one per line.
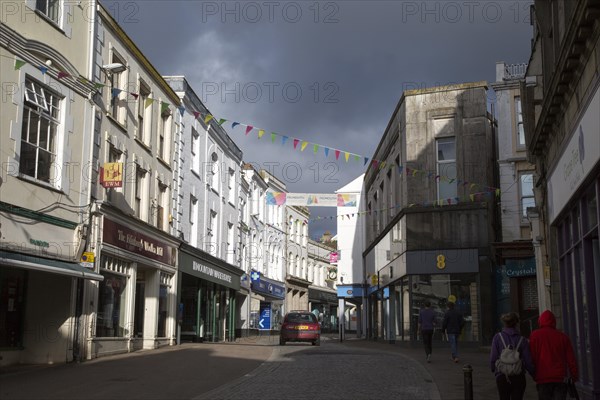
490, 312, 535, 400
418, 300, 436, 363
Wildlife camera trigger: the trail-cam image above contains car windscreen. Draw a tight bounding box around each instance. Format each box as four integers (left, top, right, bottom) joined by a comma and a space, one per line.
286, 313, 317, 323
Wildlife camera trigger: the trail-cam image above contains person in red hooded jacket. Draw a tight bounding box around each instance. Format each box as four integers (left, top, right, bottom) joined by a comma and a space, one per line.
529, 310, 578, 400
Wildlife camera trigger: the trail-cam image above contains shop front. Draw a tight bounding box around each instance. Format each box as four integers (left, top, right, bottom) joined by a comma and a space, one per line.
89, 216, 178, 358
309, 286, 338, 333
377, 248, 482, 344
545, 84, 600, 397
250, 271, 285, 332
178, 244, 241, 343
0, 208, 103, 366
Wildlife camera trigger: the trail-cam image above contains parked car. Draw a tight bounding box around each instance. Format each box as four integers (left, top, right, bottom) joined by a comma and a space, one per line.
280, 311, 321, 346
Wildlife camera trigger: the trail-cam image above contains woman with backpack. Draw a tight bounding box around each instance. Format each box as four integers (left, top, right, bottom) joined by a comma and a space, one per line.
490, 312, 536, 400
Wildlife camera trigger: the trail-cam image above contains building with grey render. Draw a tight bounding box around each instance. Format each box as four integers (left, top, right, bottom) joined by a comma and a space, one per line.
491, 62, 539, 336
164, 76, 244, 343
522, 1, 600, 397
362, 82, 498, 344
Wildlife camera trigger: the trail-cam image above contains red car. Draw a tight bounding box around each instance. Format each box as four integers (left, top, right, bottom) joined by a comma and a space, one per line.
279, 311, 321, 346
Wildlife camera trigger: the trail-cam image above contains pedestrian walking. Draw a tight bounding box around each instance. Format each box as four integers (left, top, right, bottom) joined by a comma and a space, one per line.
442, 301, 464, 363
418, 300, 436, 363
529, 310, 578, 400
490, 312, 535, 400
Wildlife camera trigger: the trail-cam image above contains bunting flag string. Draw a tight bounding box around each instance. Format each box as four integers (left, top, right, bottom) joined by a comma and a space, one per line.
5, 55, 501, 194
307, 190, 495, 223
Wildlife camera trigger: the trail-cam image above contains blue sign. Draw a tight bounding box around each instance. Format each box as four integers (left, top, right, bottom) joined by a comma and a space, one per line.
259, 302, 271, 330
505, 258, 536, 277
251, 271, 261, 282
252, 279, 285, 299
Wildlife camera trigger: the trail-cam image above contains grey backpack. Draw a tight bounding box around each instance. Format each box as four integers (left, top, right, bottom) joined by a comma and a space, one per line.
495, 333, 524, 376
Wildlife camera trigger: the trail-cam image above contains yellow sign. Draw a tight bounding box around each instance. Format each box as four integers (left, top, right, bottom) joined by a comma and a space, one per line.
448, 295, 457, 303
101, 162, 123, 188
81, 252, 95, 263
436, 254, 446, 270
370, 274, 378, 286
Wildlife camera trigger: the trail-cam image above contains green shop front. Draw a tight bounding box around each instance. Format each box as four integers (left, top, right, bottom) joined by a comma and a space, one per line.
178, 244, 242, 342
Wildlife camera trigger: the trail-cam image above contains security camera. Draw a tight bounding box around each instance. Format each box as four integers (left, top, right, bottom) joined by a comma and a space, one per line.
101, 63, 126, 73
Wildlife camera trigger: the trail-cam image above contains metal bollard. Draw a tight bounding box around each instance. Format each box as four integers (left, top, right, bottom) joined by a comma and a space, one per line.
463, 364, 473, 400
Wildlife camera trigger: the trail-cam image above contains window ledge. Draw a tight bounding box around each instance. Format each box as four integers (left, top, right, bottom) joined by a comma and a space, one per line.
17, 174, 65, 194
34, 10, 65, 35
157, 157, 171, 170
134, 137, 152, 153
106, 114, 128, 134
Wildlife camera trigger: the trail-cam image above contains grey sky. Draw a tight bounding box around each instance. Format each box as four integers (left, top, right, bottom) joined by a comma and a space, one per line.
101, 0, 534, 239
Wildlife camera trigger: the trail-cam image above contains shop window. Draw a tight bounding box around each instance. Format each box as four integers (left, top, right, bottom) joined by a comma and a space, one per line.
20, 78, 61, 184
0, 268, 26, 348
96, 272, 128, 338
157, 285, 168, 337
191, 127, 199, 173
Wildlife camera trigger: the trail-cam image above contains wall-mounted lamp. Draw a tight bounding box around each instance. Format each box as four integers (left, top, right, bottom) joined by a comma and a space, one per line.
101, 63, 126, 74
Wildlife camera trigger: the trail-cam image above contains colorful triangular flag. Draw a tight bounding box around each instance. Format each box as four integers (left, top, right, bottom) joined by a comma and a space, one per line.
258, 129, 265, 139
293, 139, 300, 149
301, 141, 308, 151
57, 71, 69, 80
145, 98, 154, 108
245, 125, 253, 135
204, 115, 214, 124
14, 59, 26, 70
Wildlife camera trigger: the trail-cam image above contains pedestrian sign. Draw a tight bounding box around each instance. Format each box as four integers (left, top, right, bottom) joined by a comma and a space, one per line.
259, 302, 271, 330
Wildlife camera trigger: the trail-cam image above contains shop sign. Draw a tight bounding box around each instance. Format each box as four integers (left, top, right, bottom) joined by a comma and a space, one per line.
329, 252, 338, 264
179, 252, 240, 290
544, 265, 551, 286
259, 302, 271, 330
103, 218, 175, 266
548, 86, 600, 223
505, 258, 536, 277
100, 162, 123, 188
336, 285, 363, 298
252, 279, 285, 299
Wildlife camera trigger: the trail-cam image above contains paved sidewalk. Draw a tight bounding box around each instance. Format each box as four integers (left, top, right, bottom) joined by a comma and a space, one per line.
339, 337, 538, 400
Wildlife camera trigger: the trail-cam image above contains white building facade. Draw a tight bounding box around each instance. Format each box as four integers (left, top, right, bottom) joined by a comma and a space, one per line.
82, 4, 182, 359
164, 76, 244, 343
0, 0, 102, 366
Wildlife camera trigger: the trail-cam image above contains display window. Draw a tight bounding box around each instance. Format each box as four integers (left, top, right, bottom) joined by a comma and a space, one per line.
0, 267, 26, 348
96, 272, 128, 337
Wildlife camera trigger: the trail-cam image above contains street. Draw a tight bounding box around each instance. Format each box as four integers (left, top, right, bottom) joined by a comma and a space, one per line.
0, 336, 539, 400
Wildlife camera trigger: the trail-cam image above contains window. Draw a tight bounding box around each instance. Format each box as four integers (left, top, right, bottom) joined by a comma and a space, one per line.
97, 273, 128, 337
210, 152, 219, 190
515, 96, 525, 148
159, 108, 171, 162
35, 0, 59, 23
109, 52, 127, 125
436, 137, 457, 200
156, 182, 167, 230
226, 223, 234, 264
191, 127, 199, 173
228, 168, 236, 204
520, 173, 535, 220
20, 78, 61, 183
137, 81, 152, 145
134, 166, 146, 218
189, 195, 198, 246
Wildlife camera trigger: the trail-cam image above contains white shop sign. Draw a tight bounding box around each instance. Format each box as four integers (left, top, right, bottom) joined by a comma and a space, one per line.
548, 86, 600, 223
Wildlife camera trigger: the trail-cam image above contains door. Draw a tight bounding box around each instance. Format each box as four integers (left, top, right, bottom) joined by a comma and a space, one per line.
134, 282, 145, 338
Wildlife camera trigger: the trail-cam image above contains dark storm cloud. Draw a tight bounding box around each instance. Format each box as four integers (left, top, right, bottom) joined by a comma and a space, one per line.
101, 0, 533, 237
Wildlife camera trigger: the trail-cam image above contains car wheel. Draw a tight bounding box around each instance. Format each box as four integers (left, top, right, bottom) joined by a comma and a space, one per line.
279, 337, 285, 346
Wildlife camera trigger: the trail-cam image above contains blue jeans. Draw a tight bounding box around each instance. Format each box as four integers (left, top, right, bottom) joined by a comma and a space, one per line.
448, 333, 458, 358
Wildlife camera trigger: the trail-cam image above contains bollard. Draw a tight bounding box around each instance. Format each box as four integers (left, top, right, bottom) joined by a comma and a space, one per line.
463, 364, 473, 400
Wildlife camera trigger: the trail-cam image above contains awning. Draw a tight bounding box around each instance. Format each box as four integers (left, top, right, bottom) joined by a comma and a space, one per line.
0, 251, 104, 281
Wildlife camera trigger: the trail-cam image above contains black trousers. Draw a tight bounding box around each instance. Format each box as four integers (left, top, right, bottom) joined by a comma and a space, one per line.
421, 329, 433, 355
496, 373, 526, 400
536, 383, 568, 400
